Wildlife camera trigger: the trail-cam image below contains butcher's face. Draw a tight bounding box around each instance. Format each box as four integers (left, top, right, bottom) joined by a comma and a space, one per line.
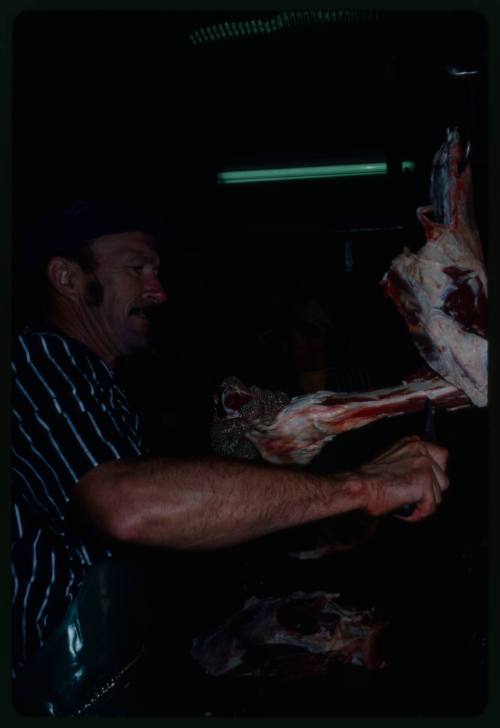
80, 231, 166, 361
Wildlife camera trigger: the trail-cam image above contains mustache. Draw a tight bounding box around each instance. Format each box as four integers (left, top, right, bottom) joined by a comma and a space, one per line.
128, 303, 165, 320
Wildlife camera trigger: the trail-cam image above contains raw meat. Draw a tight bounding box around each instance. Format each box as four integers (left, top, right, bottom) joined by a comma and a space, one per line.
191, 591, 386, 678
209, 129, 485, 466
381, 127, 487, 406
211, 370, 468, 465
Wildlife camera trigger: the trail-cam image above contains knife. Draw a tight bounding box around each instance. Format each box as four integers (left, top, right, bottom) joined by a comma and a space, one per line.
395, 399, 436, 518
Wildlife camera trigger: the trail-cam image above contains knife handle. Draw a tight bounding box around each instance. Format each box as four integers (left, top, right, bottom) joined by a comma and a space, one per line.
395, 503, 416, 518
393, 401, 435, 518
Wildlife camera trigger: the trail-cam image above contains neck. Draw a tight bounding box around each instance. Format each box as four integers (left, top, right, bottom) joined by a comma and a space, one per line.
47, 304, 118, 369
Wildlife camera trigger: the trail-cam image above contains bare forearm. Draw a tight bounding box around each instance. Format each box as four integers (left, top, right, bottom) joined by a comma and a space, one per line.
76, 455, 364, 550
75, 437, 449, 549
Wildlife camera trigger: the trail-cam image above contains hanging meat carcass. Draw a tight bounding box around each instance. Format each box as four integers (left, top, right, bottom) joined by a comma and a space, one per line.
382, 127, 487, 406
210, 129, 487, 466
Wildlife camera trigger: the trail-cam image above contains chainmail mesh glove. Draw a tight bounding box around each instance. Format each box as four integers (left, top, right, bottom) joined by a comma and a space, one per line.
210, 376, 290, 459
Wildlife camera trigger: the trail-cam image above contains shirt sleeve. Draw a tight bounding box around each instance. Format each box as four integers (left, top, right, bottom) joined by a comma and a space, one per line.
12, 332, 144, 524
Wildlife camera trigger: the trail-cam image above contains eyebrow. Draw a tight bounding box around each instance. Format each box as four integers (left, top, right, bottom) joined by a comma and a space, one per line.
121, 250, 160, 265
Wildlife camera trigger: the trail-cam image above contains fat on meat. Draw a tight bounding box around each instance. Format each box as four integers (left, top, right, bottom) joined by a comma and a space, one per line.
191, 591, 386, 678
381, 127, 487, 406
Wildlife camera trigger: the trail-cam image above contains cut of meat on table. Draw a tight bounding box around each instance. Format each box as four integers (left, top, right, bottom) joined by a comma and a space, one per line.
381, 127, 487, 407
211, 370, 469, 465
191, 591, 386, 679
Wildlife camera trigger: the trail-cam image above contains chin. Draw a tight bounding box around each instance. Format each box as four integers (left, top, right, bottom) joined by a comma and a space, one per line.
130, 336, 151, 352
121, 331, 150, 355
124, 319, 152, 348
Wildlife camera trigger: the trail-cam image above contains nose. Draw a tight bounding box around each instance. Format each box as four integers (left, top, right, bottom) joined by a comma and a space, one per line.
144, 274, 167, 305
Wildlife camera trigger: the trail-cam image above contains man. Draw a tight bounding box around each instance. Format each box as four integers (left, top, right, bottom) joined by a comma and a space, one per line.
12, 200, 449, 714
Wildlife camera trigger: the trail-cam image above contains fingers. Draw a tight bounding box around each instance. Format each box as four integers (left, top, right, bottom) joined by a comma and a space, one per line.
424, 441, 449, 473
396, 460, 448, 522
419, 440, 449, 497
430, 456, 449, 494
369, 435, 418, 460
369, 435, 427, 464
432, 472, 443, 504
394, 490, 437, 522
363, 435, 450, 520
372, 436, 448, 475
357, 435, 449, 522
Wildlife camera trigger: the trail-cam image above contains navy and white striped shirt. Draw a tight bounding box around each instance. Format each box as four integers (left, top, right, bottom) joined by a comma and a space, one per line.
11, 328, 145, 677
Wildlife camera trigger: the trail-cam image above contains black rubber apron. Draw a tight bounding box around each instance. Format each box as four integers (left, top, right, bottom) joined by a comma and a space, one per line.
13, 557, 149, 716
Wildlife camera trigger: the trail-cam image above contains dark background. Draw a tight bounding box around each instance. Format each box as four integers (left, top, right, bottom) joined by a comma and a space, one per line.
13, 10, 489, 438
12, 9, 489, 716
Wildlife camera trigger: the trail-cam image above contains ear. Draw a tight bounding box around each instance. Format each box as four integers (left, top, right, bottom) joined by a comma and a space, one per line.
46, 257, 84, 300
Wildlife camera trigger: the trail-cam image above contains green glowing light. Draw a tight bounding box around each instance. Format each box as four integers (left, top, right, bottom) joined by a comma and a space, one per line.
218, 161, 416, 184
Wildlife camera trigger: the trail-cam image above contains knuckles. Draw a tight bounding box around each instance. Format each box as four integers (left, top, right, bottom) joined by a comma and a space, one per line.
362, 435, 450, 519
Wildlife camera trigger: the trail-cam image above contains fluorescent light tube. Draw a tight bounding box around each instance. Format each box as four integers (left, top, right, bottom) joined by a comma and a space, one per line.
218, 161, 416, 184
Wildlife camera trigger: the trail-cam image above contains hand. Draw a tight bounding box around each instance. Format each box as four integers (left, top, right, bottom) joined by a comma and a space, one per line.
356, 436, 449, 521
